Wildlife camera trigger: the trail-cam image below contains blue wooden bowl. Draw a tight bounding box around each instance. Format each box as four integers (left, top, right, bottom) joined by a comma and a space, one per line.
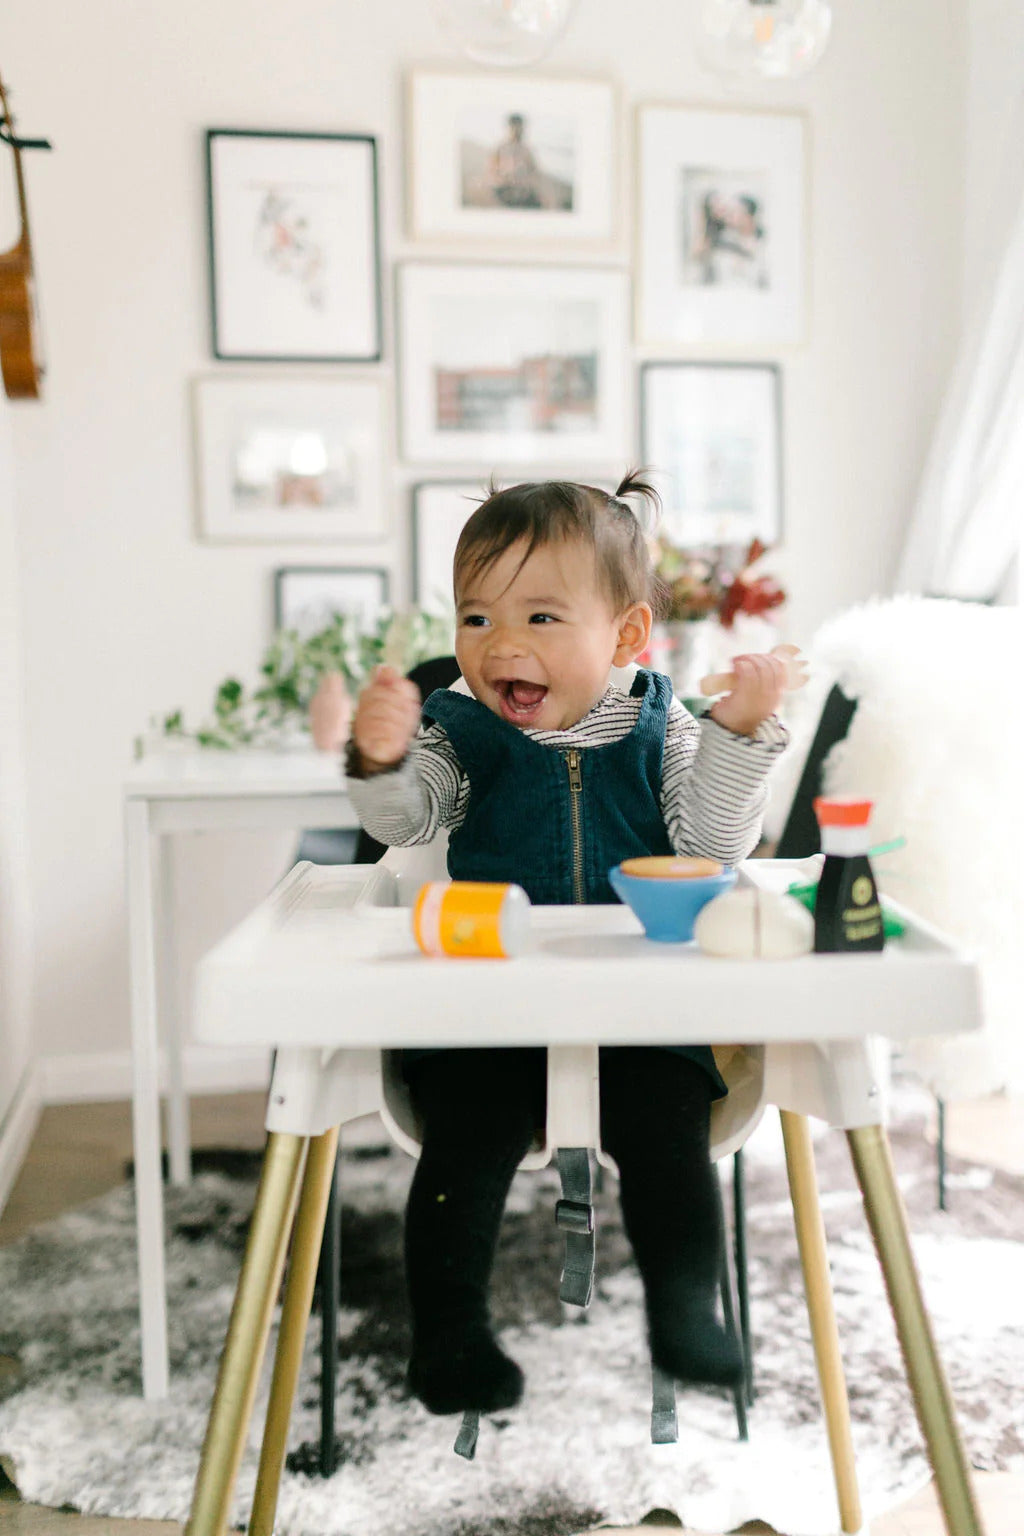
608, 863, 737, 943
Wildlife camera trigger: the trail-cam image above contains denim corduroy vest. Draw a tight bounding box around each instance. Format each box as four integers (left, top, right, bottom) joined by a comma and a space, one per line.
414, 667, 726, 1096
422, 668, 674, 905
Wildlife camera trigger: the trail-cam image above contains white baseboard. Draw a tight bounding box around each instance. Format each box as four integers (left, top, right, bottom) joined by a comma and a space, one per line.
36, 1046, 274, 1105
0, 1065, 41, 1217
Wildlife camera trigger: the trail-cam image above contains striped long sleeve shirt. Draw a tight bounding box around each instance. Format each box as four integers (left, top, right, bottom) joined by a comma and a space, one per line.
347, 684, 788, 869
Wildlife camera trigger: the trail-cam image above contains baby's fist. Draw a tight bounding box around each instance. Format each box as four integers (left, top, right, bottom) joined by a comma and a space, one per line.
352, 666, 422, 773
709, 652, 785, 737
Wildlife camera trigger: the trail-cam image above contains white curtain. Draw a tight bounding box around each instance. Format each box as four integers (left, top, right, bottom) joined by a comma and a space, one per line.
896, 184, 1024, 600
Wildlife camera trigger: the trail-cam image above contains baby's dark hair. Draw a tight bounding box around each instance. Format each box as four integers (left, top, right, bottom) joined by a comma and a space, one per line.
453, 471, 667, 618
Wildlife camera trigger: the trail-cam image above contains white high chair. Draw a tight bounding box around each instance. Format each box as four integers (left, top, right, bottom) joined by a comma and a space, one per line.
317, 835, 766, 1460
184, 837, 877, 1536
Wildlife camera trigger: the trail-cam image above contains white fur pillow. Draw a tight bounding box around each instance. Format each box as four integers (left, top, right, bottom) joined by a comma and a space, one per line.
792, 595, 1024, 1097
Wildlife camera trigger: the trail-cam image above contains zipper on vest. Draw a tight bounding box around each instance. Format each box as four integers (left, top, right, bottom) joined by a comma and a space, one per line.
564, 748, 585, 904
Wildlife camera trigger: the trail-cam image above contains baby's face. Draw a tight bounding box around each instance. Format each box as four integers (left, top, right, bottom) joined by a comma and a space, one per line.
454, 537, 628, 732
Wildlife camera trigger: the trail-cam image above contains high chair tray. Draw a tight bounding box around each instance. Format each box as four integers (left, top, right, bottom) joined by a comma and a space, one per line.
192, 859, 982, 1052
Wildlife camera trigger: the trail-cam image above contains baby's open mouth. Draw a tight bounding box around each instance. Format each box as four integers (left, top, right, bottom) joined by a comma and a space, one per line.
494, 679, 548, 721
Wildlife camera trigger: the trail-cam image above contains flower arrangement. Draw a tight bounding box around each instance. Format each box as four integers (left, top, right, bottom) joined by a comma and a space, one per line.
160, 607, 452, 750
654, 537, 787, 628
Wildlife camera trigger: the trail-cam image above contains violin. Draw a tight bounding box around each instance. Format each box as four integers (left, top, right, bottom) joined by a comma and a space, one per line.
0, 73, 51, 400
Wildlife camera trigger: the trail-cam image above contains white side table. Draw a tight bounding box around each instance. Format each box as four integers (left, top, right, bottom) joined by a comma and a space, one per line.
123, 747, 357, 1401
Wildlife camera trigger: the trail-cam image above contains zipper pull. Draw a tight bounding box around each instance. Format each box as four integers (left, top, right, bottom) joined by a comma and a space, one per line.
566, 748, 583, 791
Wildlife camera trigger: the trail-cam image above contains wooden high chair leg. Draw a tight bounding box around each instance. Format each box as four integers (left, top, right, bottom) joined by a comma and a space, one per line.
847, 1124, 985, 1536
249, 1126, 341, 1536
186, 1133, 307, 1536
780, 1111, 863, 1536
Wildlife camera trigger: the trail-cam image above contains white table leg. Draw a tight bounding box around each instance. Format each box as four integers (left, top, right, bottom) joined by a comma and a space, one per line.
126, 798, 170, 1400
160, 836, 191, 1187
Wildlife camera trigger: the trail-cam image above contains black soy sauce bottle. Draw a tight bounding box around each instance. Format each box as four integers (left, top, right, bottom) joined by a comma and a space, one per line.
812, 796, 885, 953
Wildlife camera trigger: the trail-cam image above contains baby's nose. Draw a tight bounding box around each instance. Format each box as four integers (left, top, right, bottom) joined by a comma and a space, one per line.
488, 624, 529, 656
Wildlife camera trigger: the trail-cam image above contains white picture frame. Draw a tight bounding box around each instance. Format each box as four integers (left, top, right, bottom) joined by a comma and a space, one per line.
398, 263, 631, 466
206, 129, 382, 362
636, 104, 806, 349
412, 480, 488, 613
641, 362, 783, 546
274, 566, 390, 638
192, 376, 386, 544
408, 70, 616, 245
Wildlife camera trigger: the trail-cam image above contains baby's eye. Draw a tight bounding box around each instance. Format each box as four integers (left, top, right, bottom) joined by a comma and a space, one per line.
529, 612, 557, 624
461, 613, 489, 628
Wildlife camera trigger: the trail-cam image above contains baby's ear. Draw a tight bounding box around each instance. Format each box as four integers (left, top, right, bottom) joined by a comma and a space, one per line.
613, 601, 652, 665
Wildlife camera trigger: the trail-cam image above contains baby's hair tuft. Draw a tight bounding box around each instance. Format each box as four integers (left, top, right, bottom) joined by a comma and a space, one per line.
453, 471, 668, 620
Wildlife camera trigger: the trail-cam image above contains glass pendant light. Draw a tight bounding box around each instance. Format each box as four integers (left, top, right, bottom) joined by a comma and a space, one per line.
699, 0, 832, 80
433, 0, 578, 68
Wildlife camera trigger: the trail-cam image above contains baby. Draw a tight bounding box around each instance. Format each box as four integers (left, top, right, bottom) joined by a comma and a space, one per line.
346, 473, 788, 1416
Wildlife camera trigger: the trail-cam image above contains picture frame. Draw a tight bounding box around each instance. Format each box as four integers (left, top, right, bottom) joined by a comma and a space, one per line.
205, 129, 382, 362
641, 362, 783, 546
192, 376, 387, 544
398, 262, 631, 465
408, 70, 616, 245
274, 565, 390, 638
636, 104, 806, 349
412, 480, 488, 613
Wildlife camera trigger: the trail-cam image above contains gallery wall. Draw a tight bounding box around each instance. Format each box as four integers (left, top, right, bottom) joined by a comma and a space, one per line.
3, 0, 971, 1085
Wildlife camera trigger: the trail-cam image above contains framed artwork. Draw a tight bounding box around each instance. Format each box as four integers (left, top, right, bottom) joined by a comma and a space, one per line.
408, 70, 615, 244
641, 362, 782, 546
192, 376, 386, 543
636, 105, 806, 349
412, 480, 487, 613
398, 263, 630, 465
274, 566, 389, 637
205, 129, 382, 361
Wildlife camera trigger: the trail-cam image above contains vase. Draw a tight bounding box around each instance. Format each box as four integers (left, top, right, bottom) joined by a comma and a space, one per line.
652, 621, 715, 700
309, 671, 352, 752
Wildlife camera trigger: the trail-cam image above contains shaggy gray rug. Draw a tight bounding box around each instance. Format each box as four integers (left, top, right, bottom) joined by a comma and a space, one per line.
1, 1081, 1022, 1536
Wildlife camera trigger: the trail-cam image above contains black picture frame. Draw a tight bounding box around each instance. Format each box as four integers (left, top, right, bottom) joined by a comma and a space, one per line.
273, 566, 390, 638
640, 361, 783, 548
411, 480, 487, 613
206, 128, 382, 363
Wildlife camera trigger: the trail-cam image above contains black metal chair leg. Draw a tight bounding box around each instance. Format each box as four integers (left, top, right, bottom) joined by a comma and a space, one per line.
318, 1149, 342, 1476
716, 1174, 749, 1442
732, 1147, 754, 1405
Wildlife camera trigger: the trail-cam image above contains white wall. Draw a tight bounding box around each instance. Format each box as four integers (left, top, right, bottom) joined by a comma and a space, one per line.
0, 390, 36, 1164
964, 0, 1024, 318
4, 0, 969, 1079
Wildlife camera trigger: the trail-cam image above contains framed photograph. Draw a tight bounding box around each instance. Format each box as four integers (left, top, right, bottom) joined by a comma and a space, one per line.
408, 71, 615, 244
641, 362, 782, 546
398, 263, 630, 465
636, 105, 806, 348
412, 481, 487, 613
274, 566, 389, 637
206, 129, 381, 361
192, 376, 386, 543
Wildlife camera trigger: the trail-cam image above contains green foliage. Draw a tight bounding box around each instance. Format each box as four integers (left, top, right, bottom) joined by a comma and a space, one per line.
163, 608, 453, 749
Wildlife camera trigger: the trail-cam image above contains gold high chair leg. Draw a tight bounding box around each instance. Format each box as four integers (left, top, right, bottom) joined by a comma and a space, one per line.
847, 1124, 985, 1536
186, 1132, 308, 1536
249, 1126, 341, 1536
780, 1111, 863, 1536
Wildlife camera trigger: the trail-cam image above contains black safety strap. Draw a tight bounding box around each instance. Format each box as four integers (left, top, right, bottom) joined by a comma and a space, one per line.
650, 1366, 678, 1443
454, 1410, 479, 1459
555, 1147, 595, 1308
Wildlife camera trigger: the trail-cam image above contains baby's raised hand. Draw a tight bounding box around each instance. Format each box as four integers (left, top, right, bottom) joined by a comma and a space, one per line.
352, 665, 422, 773
708, 652, 786, 737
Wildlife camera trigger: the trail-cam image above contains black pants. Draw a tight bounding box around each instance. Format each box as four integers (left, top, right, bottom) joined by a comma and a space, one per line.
403, 1045, 722, 1339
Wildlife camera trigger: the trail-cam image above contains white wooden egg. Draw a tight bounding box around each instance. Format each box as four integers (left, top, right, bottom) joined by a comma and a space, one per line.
694, 887, 814, 959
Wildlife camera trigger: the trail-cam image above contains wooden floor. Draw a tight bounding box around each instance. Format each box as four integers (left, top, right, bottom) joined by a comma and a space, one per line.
1, 1090, 1022, 1536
